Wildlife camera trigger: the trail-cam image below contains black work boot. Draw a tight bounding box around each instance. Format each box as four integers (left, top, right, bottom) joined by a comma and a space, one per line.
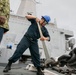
3, 61, 12, 72
37, 67, 44, 75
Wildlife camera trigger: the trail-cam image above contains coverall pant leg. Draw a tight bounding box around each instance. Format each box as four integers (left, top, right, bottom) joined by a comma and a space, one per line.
29, 41, 40, 68
9, 36, 30, 63
0, 27, 4, 42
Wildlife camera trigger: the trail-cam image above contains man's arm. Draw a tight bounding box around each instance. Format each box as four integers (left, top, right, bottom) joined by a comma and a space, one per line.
0, 0, 10, 25
2, 0, 10, 21
25, 15, 39, 22
41, 27, 50, 41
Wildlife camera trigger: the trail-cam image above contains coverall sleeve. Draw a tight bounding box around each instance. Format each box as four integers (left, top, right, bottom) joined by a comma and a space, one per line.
0, 0, 10, 22
43, 27, 50, 41
27, 19, 36, 24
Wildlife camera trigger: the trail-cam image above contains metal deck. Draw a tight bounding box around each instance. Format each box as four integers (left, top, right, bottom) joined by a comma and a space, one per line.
0, 62, 76, 75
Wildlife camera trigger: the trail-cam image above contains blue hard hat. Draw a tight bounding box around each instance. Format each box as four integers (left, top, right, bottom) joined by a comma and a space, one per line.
42, 15, 51, 23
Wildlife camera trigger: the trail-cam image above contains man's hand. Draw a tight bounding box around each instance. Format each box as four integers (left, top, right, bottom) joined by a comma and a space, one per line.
40, 36, 49, 41
0, 16, 6, 25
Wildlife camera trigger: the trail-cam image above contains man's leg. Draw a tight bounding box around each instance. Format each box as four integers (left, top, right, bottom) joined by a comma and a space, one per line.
3, 36, 30, 72
0, 27, 4, 43
29, 41, 44, 75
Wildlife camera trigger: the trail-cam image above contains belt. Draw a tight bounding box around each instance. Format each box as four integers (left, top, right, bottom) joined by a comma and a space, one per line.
24, 34, 37, 42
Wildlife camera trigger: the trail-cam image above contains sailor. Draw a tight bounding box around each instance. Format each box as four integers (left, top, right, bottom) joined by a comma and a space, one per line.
0, 0, 10, 43
3, 15, 51, 75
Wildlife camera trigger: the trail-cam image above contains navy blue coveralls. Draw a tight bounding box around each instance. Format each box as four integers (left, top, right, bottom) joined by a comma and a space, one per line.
0, 27, 4, 42
9, 18, 50, 68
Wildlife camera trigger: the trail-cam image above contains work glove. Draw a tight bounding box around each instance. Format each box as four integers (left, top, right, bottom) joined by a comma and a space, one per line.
0, 16, 6, 25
